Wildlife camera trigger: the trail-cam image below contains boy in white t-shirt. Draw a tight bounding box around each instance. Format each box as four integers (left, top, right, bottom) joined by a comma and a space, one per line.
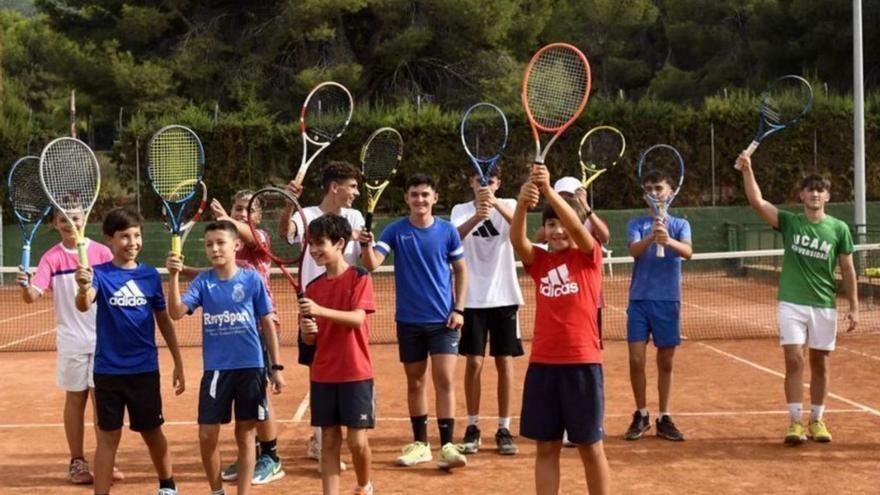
450, 167, 524, 456
18, 208, 117, 484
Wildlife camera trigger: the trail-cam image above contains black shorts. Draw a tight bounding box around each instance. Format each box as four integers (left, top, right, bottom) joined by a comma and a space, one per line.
93, 371, 164, 432
311, 379, 376, 429
396, 323, 460, 363
198, 368, 268, 425
520, 363, 605, 445
459, 305, 524, 357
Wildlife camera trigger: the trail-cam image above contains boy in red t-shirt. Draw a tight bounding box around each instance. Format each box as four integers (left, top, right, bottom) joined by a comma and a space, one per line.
299, 213, 377, 495
510, 166, 610, 495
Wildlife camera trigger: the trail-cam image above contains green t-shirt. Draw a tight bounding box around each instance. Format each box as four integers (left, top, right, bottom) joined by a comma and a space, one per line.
777, 210, 853, 308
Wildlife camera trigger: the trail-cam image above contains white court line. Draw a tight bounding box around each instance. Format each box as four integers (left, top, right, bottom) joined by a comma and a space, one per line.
0, 409, 871, 429
698, 342, 880, 417
0, 308, 51, 325
0, 327, 56, 351
292, 391, 310, 422
837, 345, 880, 362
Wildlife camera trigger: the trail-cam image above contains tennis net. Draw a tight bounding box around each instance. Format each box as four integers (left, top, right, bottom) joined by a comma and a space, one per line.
1, 245, 879, 352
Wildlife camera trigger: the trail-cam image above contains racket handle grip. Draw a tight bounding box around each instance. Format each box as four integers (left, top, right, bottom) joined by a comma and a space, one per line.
656, 244, 666, 258
19, 245, 31, 288
365, 212, 374, 233
76, 239, 89, 269
171, 235, 182, 256
735, 141, 760, 169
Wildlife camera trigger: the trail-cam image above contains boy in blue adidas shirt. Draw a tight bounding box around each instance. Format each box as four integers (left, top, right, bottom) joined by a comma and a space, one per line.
74, 208, 184, 495
624, 170, 692, 443
359, 173, 469, 471
166, 220, 285, 495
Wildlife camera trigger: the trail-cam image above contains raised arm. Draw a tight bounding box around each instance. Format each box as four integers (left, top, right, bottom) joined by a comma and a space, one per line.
74, 267, 95, 312
165, 254, 190, 320
357, 231, 387, 271
537, 167, 594, 254
736, 154, 779, 229
210, 199, 257, 247
511, 182, 539, 266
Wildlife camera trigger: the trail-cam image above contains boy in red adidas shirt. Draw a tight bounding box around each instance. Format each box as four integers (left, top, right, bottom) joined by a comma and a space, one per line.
298, 214, 376, 495
510, 165, 610, 495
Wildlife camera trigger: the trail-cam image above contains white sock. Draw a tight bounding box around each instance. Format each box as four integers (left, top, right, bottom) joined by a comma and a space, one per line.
211, 490, 226, 495
659, 411, 670, 420
356, 481, 373, 490
468, 415, 479, 427
638, 408, 649, 417
810, 404, 825, 421
498, 417, 511, 430
787, 403, 803, 422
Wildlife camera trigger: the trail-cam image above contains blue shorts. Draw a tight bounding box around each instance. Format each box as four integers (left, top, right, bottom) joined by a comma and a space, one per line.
396, 322, 460, 363
520, 363, 605, 445
198, 368, 268, 425
626, 300, 681, 348
311, 379, 376, 429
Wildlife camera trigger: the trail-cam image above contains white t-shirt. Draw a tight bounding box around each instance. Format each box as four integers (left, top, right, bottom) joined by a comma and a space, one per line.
292, 206, 365, 286
450, 199, 524, 308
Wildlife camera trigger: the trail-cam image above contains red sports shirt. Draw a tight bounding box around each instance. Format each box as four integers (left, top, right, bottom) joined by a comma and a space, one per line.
525, 245, 602, 364
306, 266, 376, 382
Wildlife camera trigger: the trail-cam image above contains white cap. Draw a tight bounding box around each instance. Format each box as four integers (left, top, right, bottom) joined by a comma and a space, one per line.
553, 176, 582, 194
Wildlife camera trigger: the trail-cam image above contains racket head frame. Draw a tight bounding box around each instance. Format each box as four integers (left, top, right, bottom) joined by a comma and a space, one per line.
360, 127, 402, 231
578, 125, 626, 188
294, 81, 354, 186
637, 144, 685, 257
460, 102, 509, 187
738, 75, 814, 164
247, 186, 309, 296
7, 155, 52, 282
521, 42, 592, 164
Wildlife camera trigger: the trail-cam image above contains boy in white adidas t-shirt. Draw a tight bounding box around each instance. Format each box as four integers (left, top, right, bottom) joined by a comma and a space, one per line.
282, 161, 364, 470
18, 208, 115, 484
450, 167, 524, 456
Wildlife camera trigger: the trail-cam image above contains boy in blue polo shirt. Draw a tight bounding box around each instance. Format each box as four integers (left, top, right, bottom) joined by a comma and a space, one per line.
166, 220, 285, 495
624, 170, 692, 442
74, 208, 184, 495
359, 173, 469, 470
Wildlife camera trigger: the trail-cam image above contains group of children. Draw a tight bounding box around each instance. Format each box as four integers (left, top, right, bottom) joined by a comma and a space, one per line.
18, 151, 858, 495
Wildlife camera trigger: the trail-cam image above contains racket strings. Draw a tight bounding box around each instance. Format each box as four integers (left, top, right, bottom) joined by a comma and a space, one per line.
526, 47, 589, 130
41, 140, 99, 211
762, 79, 812, 125
305, 86, 351, 142
252, 189, 308, 267
363, 134, 402, 183
463, 106, 507, 161
639, 149, 685, 203
10, 158, 52, 222
148, 128, 203, 202
581, 132, 624, 169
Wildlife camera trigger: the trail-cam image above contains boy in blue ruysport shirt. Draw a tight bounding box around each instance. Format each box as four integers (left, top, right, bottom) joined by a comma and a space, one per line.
166, 220, 285, 495
75, 208, 184, 495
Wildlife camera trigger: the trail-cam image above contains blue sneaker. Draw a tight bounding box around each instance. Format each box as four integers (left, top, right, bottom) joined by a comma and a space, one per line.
252, 454, 285, 485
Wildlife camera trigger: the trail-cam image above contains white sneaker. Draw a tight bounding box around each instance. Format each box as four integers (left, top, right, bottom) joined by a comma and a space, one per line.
307, 435, 320, 461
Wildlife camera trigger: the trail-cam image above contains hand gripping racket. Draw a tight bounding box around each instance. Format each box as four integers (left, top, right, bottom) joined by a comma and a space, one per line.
160, 179, 208, 249
361, 127, 403, 233
460, 102, 508, 186
522, 43, 591, 166
147, 125, 205, 256
7, 156, 53, 286
579, 125, 625, 188
293, 82, 354, 186
637, 144, 685, 258
39, 137, 101, 268
735, 75, 813, 169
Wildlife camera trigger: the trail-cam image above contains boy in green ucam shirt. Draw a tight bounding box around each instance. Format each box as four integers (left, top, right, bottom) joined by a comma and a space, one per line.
737, 154, 858, 445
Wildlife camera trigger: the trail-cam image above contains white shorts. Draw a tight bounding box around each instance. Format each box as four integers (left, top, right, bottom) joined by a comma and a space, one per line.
56, 352, 95, 391
778, 302, 837, 351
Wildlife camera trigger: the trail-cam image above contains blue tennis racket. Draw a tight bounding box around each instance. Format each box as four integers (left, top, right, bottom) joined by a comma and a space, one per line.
147, 125, 205, 256
735, 75, 813, 169
7, 156, 53, 286
460, 102, 508, 186
637, 144, 685, 258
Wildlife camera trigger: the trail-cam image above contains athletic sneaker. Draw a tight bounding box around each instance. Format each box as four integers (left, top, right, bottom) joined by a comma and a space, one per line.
252, 454, 285, 484
495, 428, 518, 455
307, 434, 321, 461
221, 460, 239, 481
461, 425, 481, 454
68, 458, 93, 485
395, 441, 432, 467
807, 420, 832, 443
437, 442, 467, 470
656, 415, 684, 441
785, 421, 807, 445
112, 466, 125, 481
562, 431, 576, 448
157, 488, 178, 495
624, 411, 651, 440
353, 482, 374, 495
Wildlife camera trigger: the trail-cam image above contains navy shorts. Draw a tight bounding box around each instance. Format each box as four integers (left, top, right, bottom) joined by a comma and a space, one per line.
396, 322, 460, 363
198, 368, 268, 424
94, 371, 164, 432
311, 379, 376, 429
459, 306, 524, 357
520, 363, 605, 445
627, 300, 681, 348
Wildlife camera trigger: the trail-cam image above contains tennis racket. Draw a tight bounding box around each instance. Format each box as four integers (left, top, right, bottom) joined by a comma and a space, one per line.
7, 156, 53, 286
460, 102, 508, 187
637, 144, 685, 258
160, 180, 208, 249
293, 81, 354, 186
735, 75, 813, 169
39, 137, 100, 268
579, 125, 625, 188
522, 43, 591, 165
361, 127, 403, 233
147, 125, 205, 256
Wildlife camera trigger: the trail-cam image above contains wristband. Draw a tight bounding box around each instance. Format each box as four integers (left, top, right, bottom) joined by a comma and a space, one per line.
270, 364, 285, 371
585, 209, 593, 217
452, 308, 465, 316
